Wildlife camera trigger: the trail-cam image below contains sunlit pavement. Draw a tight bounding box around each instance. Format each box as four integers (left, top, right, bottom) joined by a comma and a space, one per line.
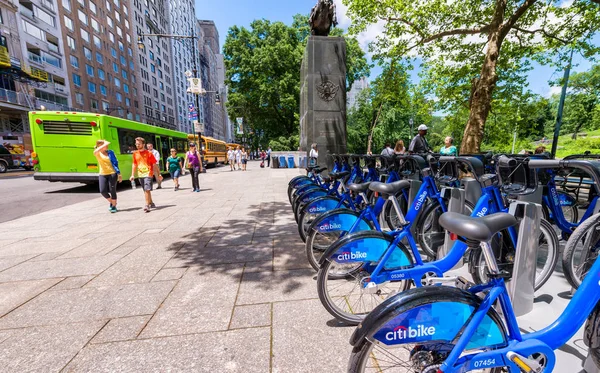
0, 161, 591, 372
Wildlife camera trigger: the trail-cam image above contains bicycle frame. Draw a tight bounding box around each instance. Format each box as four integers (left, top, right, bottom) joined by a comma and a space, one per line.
435, 239, 600, 372
364, 182, 519, 287
543, 170, 598, 233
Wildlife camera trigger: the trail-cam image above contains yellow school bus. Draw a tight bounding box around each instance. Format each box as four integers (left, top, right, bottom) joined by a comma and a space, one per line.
188, 135, 227, 167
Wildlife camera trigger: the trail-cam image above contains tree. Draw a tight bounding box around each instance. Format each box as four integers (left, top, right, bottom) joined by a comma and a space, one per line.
343, 0, 600, 153
223, 15, 370, 142
567, 64, 600, 138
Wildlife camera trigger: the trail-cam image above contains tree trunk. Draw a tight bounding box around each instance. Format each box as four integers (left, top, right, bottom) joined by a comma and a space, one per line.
367, 102, 384, 154
460, 0, 508, 154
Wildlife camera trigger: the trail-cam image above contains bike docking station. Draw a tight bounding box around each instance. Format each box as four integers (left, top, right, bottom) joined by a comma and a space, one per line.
438, 186, 467, 270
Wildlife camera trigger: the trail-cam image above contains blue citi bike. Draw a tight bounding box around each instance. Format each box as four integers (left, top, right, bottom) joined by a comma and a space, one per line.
316, 156, 559, 325
305, 155, 447, 271
345, 158, 600, 372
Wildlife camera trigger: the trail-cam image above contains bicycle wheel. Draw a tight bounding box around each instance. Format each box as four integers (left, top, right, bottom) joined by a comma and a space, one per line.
562, 212, 600, 289
305, 210, 374, 271
288, 178, 313, 204
469, 219, 558, 291
542, 191, 578, 225
415, 199, 474, 258
317, 232, 413, 325
348, 288, 509, 373
297, 197, 343, 242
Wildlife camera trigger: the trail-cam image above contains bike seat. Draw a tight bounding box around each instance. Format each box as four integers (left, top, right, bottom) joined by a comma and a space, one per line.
348, 182, 371, 193
307, 167, 326, 174
438, 212, 517, 243
329, 171, 350, 180
368, 180, 410, 196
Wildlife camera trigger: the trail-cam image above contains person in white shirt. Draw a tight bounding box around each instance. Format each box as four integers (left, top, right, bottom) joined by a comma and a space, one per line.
309, 143, 318, 166
235, 146, 242, 171
227, 148, 235, 171
147, 143, 162, 189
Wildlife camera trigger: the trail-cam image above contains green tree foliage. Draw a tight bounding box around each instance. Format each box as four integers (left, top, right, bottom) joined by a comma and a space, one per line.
342, 0, 600, 153
268, 135, 299, 151
223, 15, 370, 142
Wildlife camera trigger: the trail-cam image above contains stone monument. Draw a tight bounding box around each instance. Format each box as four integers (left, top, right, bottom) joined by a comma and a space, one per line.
300, 0, 347, 171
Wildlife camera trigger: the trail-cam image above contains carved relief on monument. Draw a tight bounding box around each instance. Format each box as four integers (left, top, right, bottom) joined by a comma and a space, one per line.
316, 80, 340, 102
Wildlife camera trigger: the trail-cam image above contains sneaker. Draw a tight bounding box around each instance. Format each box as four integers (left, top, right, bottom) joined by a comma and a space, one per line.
174, 186, 177, 191
110, 206, 118, 213
156, 185, 162, 189
143, 205, 150, 213
109, 205, 113, 212
150, 202, 156, 208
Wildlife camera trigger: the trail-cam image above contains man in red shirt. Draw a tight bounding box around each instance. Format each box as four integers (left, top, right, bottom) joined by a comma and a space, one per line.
129, 137, 162, 212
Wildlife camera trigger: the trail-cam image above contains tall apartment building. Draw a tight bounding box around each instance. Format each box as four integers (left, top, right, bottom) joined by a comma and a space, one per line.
347, 76, 369, 111
197, 20, 223, 140
58, 0, 140, 121
216, 53, 232, 142
131, 0, 176, 129
0, 0, 71, 142
167, 0, 197, 134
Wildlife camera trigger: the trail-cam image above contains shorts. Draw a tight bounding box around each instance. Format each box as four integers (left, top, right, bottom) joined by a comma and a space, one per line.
242, 159, 247, 164
170, 169, 181, 179
138, 177, 153, 191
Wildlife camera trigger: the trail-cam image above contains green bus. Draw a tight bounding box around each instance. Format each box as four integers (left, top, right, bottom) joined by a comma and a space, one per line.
29, 111, 190, 183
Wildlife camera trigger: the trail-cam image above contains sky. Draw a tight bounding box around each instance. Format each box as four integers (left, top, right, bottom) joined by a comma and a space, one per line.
196, 0, 598, 98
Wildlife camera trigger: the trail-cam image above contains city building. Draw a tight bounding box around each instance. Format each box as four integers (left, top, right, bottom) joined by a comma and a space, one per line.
216, 53, 232, 142
347, 76, 369, 111
58, 0, 139, 120
197, 19, 224, 140
131, 0, 176, 129
167, 0, 197, 134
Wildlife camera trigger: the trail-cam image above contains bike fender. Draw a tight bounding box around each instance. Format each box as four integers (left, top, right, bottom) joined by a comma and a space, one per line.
324, 233, 412, 268
303, 197, 341, 215
349, 287, 507, 351
289, 176, 310, 187
298, 189, 328, 204
558, 191, 576, 207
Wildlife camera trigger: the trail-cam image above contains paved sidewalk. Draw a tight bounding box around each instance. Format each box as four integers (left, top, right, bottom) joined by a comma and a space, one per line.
0, 161, 591, 372
0, 162, 353, 372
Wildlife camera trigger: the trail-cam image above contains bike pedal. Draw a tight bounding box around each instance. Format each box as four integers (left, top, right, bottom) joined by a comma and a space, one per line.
506, 351, 544, 373
455, 276, 474, 290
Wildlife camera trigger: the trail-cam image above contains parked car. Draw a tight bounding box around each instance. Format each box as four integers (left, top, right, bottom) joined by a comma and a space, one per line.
0, 145, 31, 173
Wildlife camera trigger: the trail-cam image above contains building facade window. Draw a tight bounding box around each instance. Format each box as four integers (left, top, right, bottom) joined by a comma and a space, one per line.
114, 77, 120, 87
83, 47, 92, 60
100, 85, 106, 95
75, 93, 84, 104
72, 73, 81, 86
62, 0, 71, 11
98, 69, 105, 80
91, 99, 98, 109
70, 55, 79, 68
85, 64, 94, 76
80, 29, 90, 43
116, 92, 122, 102
67, 36, 76, 50
112, 62, 118, 73
93, 36, 101, 49
96, 52, 103, 64
89, 1, 97, 13
88, 82, 96, 93
64, 16, 73, 30
77, 9, 87, 25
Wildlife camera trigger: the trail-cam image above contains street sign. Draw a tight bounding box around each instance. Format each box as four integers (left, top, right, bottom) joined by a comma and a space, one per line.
188, 103, 198, 121
187, 77, 204, 94
194, 120, 204, 134
236, 117, 243, 134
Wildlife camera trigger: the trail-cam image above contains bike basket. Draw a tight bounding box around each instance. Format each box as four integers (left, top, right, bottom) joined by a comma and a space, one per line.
496, 155, 538, 195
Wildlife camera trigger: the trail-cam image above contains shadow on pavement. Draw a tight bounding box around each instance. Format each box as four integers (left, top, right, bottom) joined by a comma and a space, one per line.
166, 200, 307, 292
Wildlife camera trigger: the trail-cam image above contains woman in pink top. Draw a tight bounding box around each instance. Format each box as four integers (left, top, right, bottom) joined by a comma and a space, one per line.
183, 143, 203, 192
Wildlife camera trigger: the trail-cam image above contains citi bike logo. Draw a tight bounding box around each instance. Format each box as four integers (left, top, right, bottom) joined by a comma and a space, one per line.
414, 191, 428, 211
551, 187, 560, 206
385, 324, 436, 341
476, 207, 488, 218
309, 206, 327, 213
337, 251, 367, 261
319, 222, 342, 231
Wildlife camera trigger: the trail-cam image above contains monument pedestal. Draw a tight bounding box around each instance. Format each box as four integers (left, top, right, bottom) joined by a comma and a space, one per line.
300, 36, 347, 171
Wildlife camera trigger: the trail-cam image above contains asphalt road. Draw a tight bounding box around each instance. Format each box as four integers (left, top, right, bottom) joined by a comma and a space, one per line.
0, 173, 120, 224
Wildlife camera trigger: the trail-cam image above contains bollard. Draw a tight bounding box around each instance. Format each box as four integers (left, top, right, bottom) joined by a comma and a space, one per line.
507, 201, 542, 317
461, 177, 482, 207
438, 187, 466, 269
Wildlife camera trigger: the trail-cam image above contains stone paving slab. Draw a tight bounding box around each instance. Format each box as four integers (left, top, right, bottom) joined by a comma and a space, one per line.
64, 327, 271, 372
0, 320, 106, 373
0, 238, 92, 257
0, 281, 176, 329
139, 264, 242, 338
236, 268, 318, 305
90, 315, 151, 344
229, 303, 272, 329
0, 254, 38, 272
0, 278, 62, 316
272, 299, 353, 373
0, 254, 124, 283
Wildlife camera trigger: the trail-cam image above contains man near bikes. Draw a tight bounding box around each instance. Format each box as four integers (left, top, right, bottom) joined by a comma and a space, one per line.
408, 124, 431, 154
